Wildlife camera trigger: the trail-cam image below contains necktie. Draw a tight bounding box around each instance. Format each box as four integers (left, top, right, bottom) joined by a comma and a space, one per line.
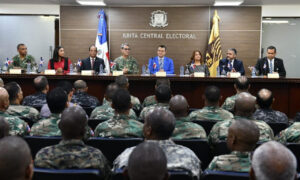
229, 61, 233, 71
159, 58, 163, 69
91, 58, 94, 69
270, 61, 273, 73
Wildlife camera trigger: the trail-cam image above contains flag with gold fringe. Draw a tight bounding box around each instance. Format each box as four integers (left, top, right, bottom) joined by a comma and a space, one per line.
206, 10, 222, 77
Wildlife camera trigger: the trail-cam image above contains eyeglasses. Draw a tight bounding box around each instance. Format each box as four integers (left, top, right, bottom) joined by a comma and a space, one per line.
123, 48, 131, 51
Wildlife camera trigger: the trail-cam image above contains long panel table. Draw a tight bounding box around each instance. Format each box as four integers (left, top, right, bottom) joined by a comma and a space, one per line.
1, 73, 299, 118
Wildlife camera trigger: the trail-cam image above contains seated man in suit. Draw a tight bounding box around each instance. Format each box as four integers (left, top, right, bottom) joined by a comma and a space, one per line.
254, 46, 286, 77
148, 45, 174, 74
219, 48, 245, 75
80, 45, 106, 73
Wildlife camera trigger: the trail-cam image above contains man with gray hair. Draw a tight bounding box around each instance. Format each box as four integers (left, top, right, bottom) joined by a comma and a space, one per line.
250, 141, 297, 180
111, 43, 139, 74
71, 80, 100, 109
218, 48, 245, 75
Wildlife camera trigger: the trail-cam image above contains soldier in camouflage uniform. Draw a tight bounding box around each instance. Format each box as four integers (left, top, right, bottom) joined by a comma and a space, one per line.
4, 82, 39, 122
208, 119, 260, 172
253, 88, 288, 124
113, 107, 201, 179
112, 43, 139, 74
31, 88, 93, 138
0, 87, 29, 136
94, 89, 143, 138
169, 95, 206, 139
139, 84, 171, 121
189, 86, 233, 121
90, 83, 137, 120
0, 117, 9, 138
22, 76, 49, 108
276, 122, 300, 144
115, 75, 142, 114
209, 92, 274, 145
221, 76, 251, 113
34, 106, 110, 179
9, 43, 37, 71
71, 80, 100, 109
142, 78, 170, 107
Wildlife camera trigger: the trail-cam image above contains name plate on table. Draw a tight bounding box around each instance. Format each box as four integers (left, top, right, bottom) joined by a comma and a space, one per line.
81, 70, 93, 76
112, 71, 124, 76
9, 69, 22, 74
156, 72, 166, 77
229, 72, 241, 78
44, 70, 56, 75
194, 72, 205, 77
268, 73, 279, 79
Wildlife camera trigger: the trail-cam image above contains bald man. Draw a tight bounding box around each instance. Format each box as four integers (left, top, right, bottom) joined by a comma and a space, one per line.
0, 136, 33, 180
189, 86, 233, 121
142, 78, 171, 108
5, 82, 39, 122
113, 107, 201, 179
139, 84, 172, 121
22, 76, 49, 107
208, 119, 259, 172
209, 92, 274, 145
253, 88, 288, 124
169, 95, 207, 139
35, 106, 110, 179
94, 89, 143, 137
126, 142, 168, 180
71, 80, 100, 109
222, 76, 253, 112
90, 83, 137, 120
0, 87, 29, 136
250, 141, 297, 180
0, 117, 9, 139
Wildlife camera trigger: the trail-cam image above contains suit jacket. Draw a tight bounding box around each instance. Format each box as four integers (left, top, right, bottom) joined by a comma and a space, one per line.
80, 57, 105, 73
219, 59, 245, 75
148, 56, 174, 74
255, 57, 286, 77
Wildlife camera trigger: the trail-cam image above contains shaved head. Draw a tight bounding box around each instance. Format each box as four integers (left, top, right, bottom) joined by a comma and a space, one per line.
105, 83, 119, 101
169, 95, 189, 117
227, 119, 259, 152
0, 136, 33, 180
144, 107, 175, 140
0, 117, 9, 139
235, 92, 256, 117
257, 89, 273, 109
59, 106, 88, 140
128, 142, 167, 180
0, 87, 9, 111
33, 76, 48, 92
234, 76, 250, 91
73, 80, 87, 91
251, 141, 297, 180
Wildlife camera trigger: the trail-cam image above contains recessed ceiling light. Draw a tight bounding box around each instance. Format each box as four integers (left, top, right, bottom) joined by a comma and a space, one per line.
262, 20, 289, 24
214, 0, 244, 6
76, 0, 106, 6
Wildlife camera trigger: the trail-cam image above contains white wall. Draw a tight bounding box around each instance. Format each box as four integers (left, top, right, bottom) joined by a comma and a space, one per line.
0, 4, 60, 15
262, 5, 300, 17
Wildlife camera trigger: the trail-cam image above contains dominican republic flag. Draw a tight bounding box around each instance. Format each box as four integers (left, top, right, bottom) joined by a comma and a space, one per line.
95, 9, 110, 74
77, 59, 82, 67
39, 57, 44, 67
5, 58, 12, 66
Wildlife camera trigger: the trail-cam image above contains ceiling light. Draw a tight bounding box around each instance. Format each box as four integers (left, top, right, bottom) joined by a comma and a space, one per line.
76, 0, 106, 6
262, 20, 289, 24
214, 0, 244, 6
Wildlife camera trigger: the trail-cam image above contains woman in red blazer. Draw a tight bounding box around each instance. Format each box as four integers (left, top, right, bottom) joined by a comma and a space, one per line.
48, 46, 71, 74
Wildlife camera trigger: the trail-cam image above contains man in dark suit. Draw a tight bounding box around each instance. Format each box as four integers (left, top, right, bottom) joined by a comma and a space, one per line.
255, 46, 286, 77
219, 48, 245, 75
80, 45, 105, 73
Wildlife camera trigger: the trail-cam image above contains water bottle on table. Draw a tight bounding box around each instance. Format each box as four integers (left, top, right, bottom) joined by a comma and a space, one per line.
180, 65, 184, 76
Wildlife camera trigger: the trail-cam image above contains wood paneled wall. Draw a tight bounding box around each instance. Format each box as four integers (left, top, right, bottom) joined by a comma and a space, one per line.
60, 6, 261, 74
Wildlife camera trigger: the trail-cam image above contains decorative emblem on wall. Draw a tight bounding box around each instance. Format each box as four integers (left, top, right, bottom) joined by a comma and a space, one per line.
150, 10, 168, 28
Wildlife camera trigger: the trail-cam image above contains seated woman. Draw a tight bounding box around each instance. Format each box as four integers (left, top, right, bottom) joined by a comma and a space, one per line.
187, 50, 210, 76
47, 46, 71, 74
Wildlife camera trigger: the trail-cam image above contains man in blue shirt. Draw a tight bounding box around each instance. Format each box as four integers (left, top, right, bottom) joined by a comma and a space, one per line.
148, 45, 174, 74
